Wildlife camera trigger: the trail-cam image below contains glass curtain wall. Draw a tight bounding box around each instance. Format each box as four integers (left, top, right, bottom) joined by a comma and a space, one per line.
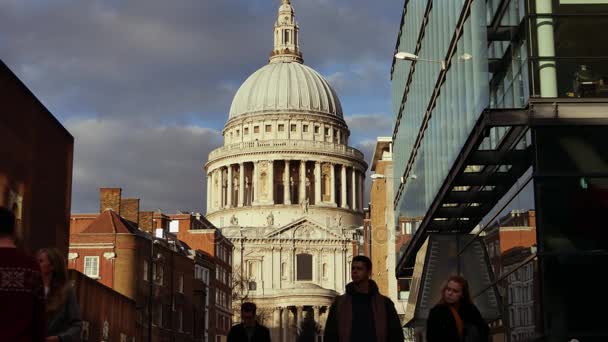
392, 0, 489, 230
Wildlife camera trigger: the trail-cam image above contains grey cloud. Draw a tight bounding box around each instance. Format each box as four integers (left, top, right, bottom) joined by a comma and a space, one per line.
67, 118, 222, 213
0, 0, 399, 124
346, 114, 393, 139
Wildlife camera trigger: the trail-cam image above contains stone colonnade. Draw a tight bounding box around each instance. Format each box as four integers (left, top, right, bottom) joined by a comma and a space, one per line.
207, 160, 365, 212
269, 305, 329, 342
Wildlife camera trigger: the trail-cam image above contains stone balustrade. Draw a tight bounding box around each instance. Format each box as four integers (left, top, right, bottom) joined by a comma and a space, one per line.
208, 139, 364, 161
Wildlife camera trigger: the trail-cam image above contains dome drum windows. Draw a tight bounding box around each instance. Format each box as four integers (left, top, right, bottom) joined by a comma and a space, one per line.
254, 126, 260, 134
265, 125, 272, 133
278, 124, 285, 132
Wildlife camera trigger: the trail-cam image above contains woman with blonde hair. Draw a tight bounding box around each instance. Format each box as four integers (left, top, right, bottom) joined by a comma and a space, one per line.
37, 248, 82, 342
426, 275, 489, 342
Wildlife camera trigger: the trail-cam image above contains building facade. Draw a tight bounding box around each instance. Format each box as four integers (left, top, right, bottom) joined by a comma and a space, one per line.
203, 1, 367, 341
69, 188, 213, 342
391, 0, 608, 340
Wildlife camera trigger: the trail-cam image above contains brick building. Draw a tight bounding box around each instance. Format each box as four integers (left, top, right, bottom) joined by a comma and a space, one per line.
171, 213, 234, 342
69, 188, 215, 342
0, 60, 73, 255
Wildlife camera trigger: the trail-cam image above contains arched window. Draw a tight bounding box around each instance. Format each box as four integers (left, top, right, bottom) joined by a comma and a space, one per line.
297, 253, 313, 281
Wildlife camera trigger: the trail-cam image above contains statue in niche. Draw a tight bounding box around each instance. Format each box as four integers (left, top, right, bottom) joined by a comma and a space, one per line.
230, 215, 238, 226
290, 176, 297, 204
267, 212, 275, 226
245, 176, 252, 206
305, 175, 311, 201
301, 197, 309, 214
222, 174, 228, 207
232, 176, 239, 206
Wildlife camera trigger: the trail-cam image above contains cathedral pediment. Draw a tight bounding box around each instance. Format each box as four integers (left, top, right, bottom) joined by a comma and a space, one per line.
265, 218, 348, 240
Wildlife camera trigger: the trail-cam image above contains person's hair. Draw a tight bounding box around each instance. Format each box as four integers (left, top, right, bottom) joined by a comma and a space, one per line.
439, 275, 473, 306
241, 302, 257, 315
0, 206, 15, 237
37, 248, 69, 313
352, 255, 372, 271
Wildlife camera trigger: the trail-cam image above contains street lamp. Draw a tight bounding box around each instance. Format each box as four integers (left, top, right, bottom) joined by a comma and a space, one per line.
394, 52, 472, 70
395, 51, 446, 70
370, 173, 410, 183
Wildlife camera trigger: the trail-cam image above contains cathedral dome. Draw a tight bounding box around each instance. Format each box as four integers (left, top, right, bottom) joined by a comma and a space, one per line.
228, 62, 343, 119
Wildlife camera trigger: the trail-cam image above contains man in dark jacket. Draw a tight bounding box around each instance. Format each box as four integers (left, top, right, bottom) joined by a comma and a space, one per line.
227, 302, 271, 342
324, 255, 404, 342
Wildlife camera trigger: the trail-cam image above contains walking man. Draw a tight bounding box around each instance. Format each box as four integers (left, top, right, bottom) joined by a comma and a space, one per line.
227, 302, 271, 342
0, 206, 46, 341
324, 255, 404, 342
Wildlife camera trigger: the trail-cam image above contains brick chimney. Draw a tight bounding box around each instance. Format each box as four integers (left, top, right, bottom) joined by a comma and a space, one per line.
139, 211, 154, 232
100, 188, 121, 214
120, 198, 140, 226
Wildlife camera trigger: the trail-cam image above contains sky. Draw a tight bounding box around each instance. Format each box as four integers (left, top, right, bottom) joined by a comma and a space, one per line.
0, 0, 402, 214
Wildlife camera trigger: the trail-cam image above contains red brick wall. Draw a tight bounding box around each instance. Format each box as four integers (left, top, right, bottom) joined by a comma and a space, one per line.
100, 188, 121, 214
120, 198, 140, 225
69, 270, 137, 341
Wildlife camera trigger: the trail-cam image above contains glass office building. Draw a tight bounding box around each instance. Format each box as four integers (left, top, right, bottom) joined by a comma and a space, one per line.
392, 1, 608, 341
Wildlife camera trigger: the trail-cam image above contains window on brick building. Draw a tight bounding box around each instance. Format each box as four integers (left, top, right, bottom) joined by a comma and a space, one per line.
83, 256, 99, 279
143, 260, 149, 281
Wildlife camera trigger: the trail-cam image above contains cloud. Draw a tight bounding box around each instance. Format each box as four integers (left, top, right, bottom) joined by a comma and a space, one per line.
346, 114, 393, 139
0, 0, 402, 213
67, 118, 222, 213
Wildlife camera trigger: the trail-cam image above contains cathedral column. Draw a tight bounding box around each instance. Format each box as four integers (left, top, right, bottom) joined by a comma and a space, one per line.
284, 160, 291, 205
218, 168, 224, 209
314, 306, 321, 339
268, 160, 275, 204
330, 163, 336, 205
273, 308, 281, 342
252, 161, 258, 205
238, 163, 245, 207
359, 172, 365, 210
227, 165, 233, 208
341, 164, 348, 209
296, 306, 303, 334
282, 307, 289, 342
314, 161, 321, 205
299, 160, 306, 204
351, 168, 357, 211
206, 173, 211, 212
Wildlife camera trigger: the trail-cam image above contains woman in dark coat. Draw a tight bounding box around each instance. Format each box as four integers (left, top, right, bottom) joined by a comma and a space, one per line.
426, 275, 489, 342
37, 248, 82, 342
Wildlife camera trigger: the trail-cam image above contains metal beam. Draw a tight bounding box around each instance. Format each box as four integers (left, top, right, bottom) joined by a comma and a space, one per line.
436, 206, 487, 218
468, 150, 529, 165
454, 173, 516, 186
444, 190, 499, 203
